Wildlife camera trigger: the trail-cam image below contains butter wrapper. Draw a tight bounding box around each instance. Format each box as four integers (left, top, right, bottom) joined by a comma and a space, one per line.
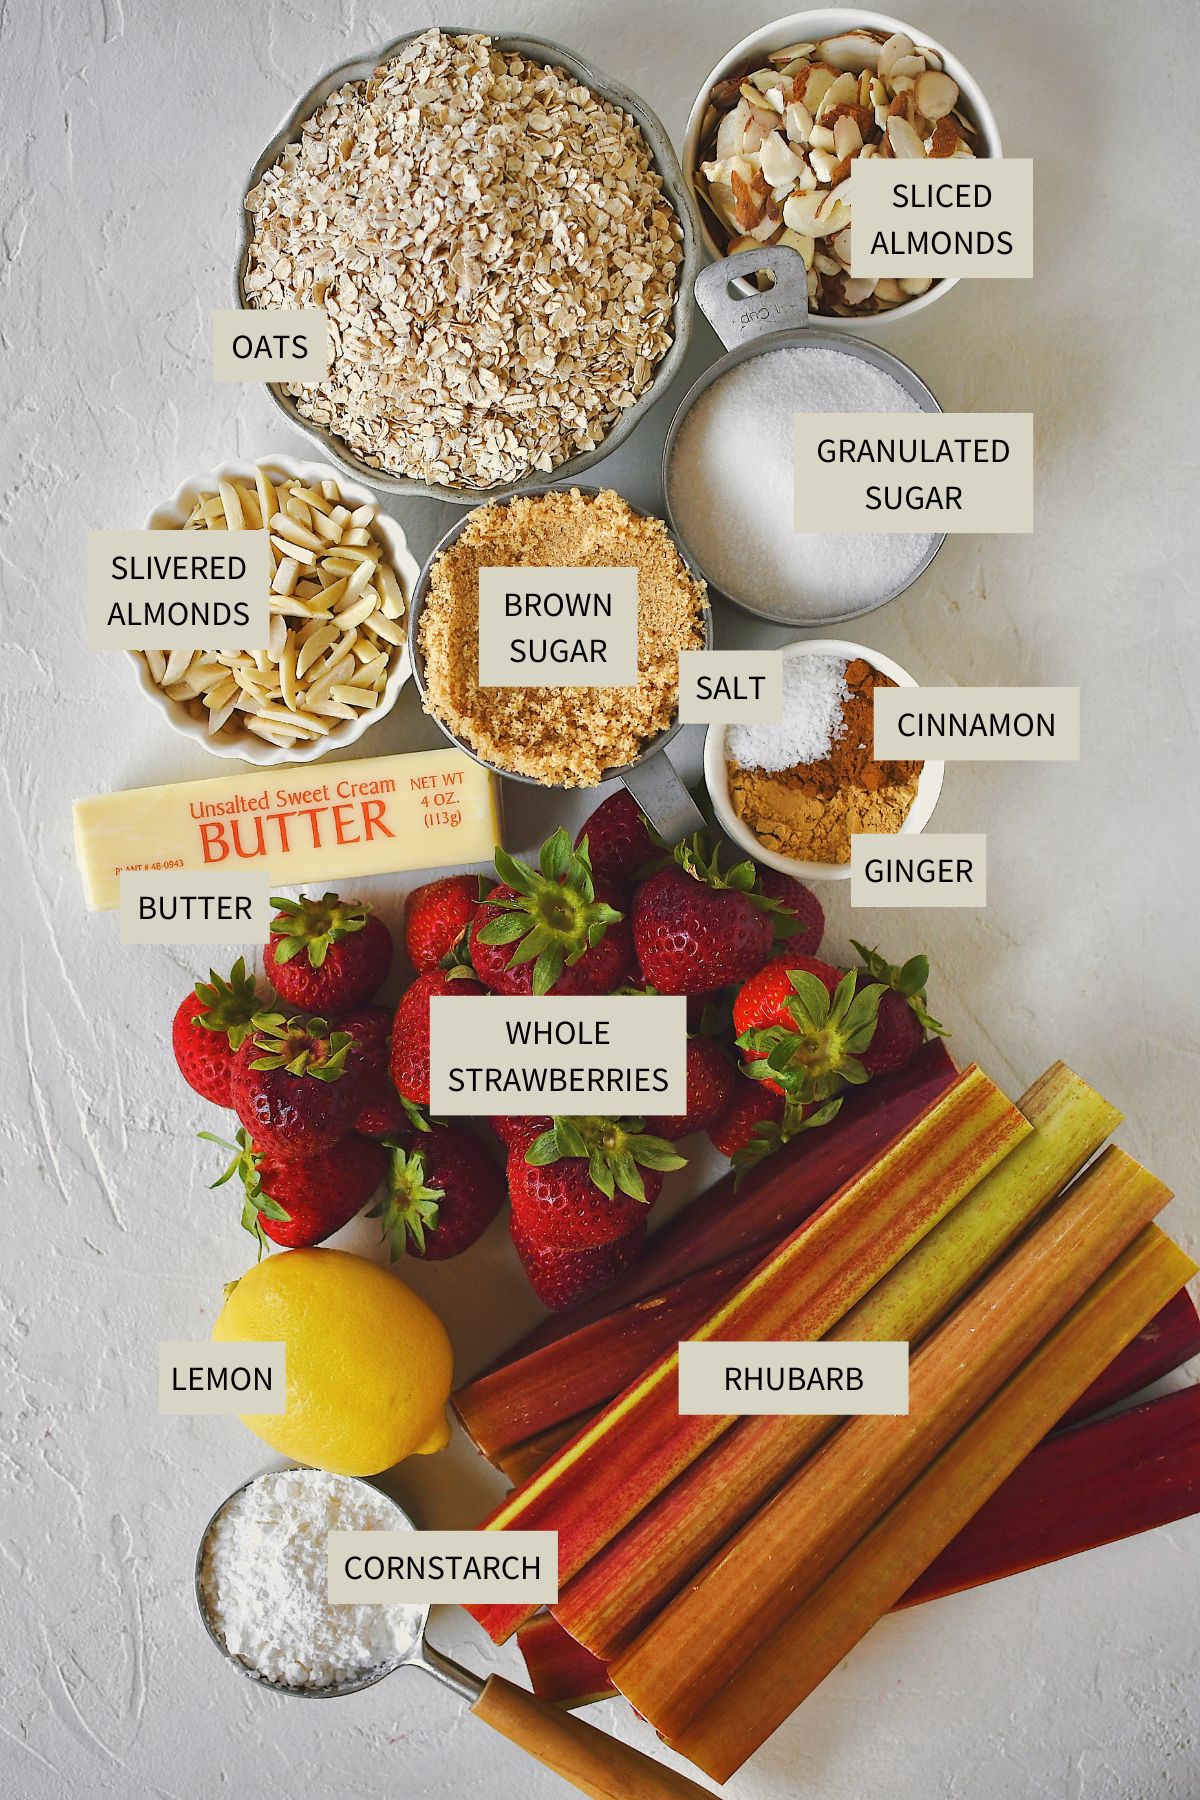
74, 750, 502, 911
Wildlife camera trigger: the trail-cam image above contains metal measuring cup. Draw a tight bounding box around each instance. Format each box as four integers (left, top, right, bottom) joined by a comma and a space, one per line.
406, 486, 712, 847
662, 244, 946, 626
196, 1467, 711, 1799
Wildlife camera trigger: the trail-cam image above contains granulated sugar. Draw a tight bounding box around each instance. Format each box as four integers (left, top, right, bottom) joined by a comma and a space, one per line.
667, 348, 937, 621
728, 654, 849, 770
200, 1467, 421, 1690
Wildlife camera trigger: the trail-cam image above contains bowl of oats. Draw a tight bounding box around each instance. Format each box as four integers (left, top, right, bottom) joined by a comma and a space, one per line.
131, 458, 416, 765
683, 9, 1002, 322
238, 28, 701, 502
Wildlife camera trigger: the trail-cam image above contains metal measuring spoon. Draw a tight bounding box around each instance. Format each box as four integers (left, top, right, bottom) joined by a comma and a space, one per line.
196, 1468, 711, 1799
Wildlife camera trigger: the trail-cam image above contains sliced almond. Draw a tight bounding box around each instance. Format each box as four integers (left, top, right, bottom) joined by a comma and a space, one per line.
914, 70, 959, 121
887, 115, 927, 158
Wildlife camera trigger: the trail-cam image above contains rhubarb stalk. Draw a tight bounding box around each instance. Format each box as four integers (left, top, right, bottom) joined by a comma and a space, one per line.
612, 1145, 1171, 1735
554, 1060, 1119, 1658
667, 1226, 1198, 1784
900, 1382, 1200, 1607
469, 1065, 1028, 1644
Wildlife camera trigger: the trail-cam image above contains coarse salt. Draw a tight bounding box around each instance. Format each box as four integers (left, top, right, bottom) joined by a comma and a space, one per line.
199, 1467, 420, 1690
728, 655, 849, 771
667, 348, 937, 621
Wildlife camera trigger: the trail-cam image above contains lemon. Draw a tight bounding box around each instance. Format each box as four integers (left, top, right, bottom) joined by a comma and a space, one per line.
213, 1248, 453, 1476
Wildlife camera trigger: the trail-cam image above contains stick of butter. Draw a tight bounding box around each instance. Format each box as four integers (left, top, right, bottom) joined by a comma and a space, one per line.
73, 750, 503, 911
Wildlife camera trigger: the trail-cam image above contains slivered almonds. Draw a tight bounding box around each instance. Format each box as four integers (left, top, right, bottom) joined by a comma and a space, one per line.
138, 466, 408, 750
243, 29, 683, 491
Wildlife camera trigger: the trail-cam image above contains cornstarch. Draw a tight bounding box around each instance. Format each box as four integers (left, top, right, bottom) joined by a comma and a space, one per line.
200, 1467, 420, 1689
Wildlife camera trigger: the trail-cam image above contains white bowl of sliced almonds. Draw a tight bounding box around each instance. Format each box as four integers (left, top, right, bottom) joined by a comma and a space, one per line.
684, 9, 1002, 322
132, 458, 417, 764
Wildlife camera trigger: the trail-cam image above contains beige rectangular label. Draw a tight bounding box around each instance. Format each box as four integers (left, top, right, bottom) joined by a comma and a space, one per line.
73, 750, 502, 912
851, 833, 986, 907
678, 1341, 908, 1415
849, 158, 1034, 278
428, 995, 688, 1116
874, 687, 1080, 761
327, 1531, 558, 1605
87, 529, 270, 648
477, 568, 638, 687
678, 650, 783, 724
212, 308, 332, 382
119, 869, 273, 944
794, 414, 1033, 534
159, 1341, 285, 1414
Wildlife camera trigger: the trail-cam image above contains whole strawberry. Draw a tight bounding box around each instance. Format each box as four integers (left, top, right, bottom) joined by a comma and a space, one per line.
644, 1037, 737, 1140
490, 1115, 552, 1152
471, 830, 632, 997
404, 875, 480, 973
230, 1014, 359, 1157
706, 1072, 786, 1161
734, 954, 884, 1102
633, 835, 775, 997
511, 1210, 647, 1312
574, 791, 658, 888
266, 892, 393, 1014
338, 1005, 411, 1138
390, 967, 485, 1108
508, 1116, 684, 1250
204, 1126, 388, 1252
755, 869, 825, 954
851, 943, 947, 1078
705, 1071, 841, 1178
371, 1125, 505, 1260
172, 958, 263, 1106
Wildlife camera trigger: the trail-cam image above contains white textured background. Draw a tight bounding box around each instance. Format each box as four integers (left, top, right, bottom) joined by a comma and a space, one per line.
3, 1, 1199, 1796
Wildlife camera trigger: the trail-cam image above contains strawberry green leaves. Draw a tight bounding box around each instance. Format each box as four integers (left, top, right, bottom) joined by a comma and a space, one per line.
730, 1095, 844, 1182
191, 957, 260, 1049
526, 1116, 687, 1204
268, 891, 371, 968
201, 1127, 291, 1257
477, 830, 624, 996
738, 969, 887, 1104
370, 1140, 445, 1259
851, 941, 948, 1037
247, 1014, 352, 1081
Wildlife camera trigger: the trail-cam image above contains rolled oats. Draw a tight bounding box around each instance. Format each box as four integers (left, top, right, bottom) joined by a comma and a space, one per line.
244, 30, 684, 490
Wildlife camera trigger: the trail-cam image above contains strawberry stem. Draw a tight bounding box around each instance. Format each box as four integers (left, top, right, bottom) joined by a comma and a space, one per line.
476, 830, 622, 996
525, 1116, 686, 1202
371, 1140, 444, 1258
269, 891, 371, 969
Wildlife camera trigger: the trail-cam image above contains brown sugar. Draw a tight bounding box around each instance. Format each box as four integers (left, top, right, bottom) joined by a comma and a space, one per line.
728, 660, 923, 865
418, 489, 708, 787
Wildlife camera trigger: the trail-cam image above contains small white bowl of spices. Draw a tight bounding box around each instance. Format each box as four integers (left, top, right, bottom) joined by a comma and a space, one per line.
704, 637, 943, 880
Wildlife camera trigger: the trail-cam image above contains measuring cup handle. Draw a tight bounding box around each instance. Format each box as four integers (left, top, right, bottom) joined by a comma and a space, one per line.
471, 1674, 715, 1799
694, 243, 812, 350
620, 757, 707, 846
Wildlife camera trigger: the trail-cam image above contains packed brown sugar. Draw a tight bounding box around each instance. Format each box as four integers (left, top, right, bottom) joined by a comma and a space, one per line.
418, 489, 708, 787
729, 657, 923, 864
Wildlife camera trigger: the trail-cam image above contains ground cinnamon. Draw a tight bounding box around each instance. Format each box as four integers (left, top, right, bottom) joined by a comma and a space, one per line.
728, 659, 923, 865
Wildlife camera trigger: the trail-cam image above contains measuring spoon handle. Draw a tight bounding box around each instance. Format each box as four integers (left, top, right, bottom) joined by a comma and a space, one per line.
471, 1673, 714, 1799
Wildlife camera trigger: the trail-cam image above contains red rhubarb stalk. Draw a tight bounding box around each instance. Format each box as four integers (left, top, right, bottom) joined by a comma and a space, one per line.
1058, 1287, 1200, 1428
553, 1062, 1119, 1659
469, 1066, 1028, 1644
899, 1382, 1200, 1606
